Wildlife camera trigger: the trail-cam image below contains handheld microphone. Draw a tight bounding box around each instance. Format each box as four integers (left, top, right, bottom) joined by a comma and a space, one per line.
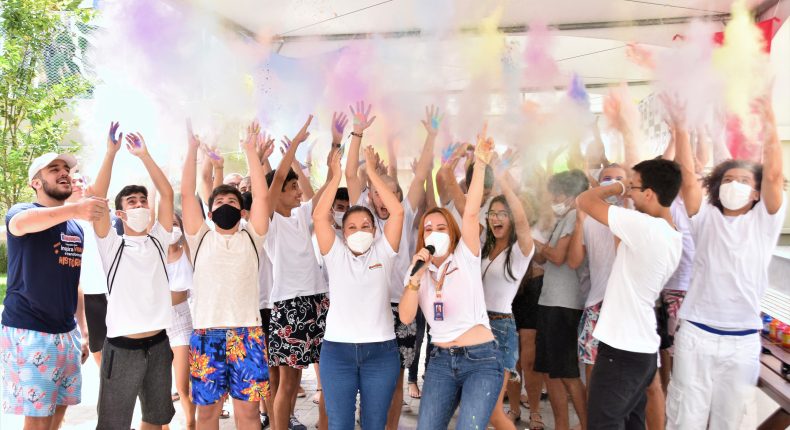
410, 245, 435, 276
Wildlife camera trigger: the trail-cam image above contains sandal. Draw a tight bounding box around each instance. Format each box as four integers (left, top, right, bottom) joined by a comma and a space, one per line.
312, 388, 322, 404
506, 409, 521, 423
529, 412, 545, 430
408, 382, 421, 399
219, 408, 230, 419
297, 386, 306, 398
171, 392, 180, 402
520, 393, 529, 408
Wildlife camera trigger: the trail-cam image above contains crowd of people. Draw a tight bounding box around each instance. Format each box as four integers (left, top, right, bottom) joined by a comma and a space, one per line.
0, 93, 784, 430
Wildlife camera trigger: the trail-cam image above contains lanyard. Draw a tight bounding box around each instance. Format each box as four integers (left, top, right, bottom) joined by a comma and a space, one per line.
432, 261, 452, 300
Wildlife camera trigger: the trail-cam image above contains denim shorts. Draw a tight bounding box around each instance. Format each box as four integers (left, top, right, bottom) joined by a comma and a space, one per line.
488, 312, 519, 378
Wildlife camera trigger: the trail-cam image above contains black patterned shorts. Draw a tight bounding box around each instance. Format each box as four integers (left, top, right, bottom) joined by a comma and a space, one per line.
268, 293, 329, 369
391, 303, 417, 369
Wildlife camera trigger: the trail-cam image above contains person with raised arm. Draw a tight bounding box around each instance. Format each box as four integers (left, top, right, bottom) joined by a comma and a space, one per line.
576, 146, 683, 429
481, 166, 535, 428
182, 120, 272, 430
313, 146, 404, 428
2, 150, 98, 430
665, 94, 786, 430
90, 129, 175, 429
399, 128, 503, 429
263, 115, 329, 430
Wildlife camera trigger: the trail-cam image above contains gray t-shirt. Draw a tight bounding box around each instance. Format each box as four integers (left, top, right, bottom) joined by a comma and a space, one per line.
538, 209, 587, 309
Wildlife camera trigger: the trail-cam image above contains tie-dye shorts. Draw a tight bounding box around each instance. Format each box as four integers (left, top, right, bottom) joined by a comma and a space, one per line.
0, 325, 82, 417
189, 326, 270, 405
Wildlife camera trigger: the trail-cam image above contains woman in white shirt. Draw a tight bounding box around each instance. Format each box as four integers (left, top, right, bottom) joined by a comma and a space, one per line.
481, 171, 534, 427
400, 136, 503, 429
166, 213, 196, 428
665, 95, 786, 430
314, 146, 404, 429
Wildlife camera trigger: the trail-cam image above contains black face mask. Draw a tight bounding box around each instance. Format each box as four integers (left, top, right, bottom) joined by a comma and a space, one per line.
212, 204, 241, 230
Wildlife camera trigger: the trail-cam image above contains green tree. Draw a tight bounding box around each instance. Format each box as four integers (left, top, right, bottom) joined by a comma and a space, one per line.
0, 0, 93, 213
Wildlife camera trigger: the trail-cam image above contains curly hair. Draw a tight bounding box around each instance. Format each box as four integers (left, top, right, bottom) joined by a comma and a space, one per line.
702, 160, 762, 212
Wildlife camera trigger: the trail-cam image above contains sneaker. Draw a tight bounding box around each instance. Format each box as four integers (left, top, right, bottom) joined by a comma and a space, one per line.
260, 413, 270, 429
288, 415, 307, 430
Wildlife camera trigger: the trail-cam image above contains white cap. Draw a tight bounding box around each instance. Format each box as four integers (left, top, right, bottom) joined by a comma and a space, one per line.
28, 152, 78, 181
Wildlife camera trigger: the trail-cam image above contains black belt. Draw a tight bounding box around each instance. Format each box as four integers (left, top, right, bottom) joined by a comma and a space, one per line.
106, 330, 168, 350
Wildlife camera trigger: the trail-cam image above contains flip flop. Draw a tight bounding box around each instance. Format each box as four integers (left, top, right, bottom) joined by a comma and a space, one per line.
297, 386, 306, 398
312, 388, 322, 404
171, 392, 180, 402
407, 382, 421, 399
220, 409, 230, 419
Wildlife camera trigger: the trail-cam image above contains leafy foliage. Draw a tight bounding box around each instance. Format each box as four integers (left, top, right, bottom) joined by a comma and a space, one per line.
0, 0, 93, 212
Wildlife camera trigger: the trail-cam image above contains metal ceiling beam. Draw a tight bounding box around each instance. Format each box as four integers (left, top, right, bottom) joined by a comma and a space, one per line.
271, 14, 730, 43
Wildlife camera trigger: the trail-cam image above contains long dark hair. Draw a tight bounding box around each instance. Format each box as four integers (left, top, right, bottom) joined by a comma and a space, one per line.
482, 195, 517, 282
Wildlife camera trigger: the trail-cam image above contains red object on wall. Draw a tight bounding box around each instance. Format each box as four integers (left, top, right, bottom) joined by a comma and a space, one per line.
672, 17, 781, 52
712, 17, 781, 52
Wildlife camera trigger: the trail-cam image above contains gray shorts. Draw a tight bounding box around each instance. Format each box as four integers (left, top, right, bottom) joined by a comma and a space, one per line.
97, 331, 175, 429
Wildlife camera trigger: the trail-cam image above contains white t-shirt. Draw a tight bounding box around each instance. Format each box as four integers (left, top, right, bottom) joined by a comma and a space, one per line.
166, 251, 192, 293
323, 236, 397, 343
355, 193, 418, 303
663, 197, 695, 292
258, 246, 274, 310
679, 199, 786, 329
264, 201, 327, 302
186, 222, 264, 329
593, 206, 682, 353
482, 244, 533, 313
95, 222, 173, 338
407, 240, 491, 343
582, 217, 617, 307
76, 220, 107, 295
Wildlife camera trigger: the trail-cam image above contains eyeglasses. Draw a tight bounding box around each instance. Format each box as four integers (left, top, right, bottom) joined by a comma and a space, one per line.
486, 211, 510, 220
630, 186, 647, 192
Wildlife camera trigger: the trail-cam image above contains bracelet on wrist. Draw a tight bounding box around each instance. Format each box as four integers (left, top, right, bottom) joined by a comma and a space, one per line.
350, 131, 363, 138
406, 279, 420, 291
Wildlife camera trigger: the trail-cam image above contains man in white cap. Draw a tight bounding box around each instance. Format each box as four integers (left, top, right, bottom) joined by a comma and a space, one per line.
1, 152, 107, 429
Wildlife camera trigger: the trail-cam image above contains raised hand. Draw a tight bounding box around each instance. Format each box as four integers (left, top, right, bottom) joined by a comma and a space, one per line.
202, 143, 224, 168
241, 120, 261, 154
364, 146, 378, 173
125, 133, 150, 158
495, 148, 518, 178
475, 123, 495, 165
328, 146, 343, 179
107, 122, 123, 154
660, 92, 687, 129
350, 101, 376, 133
421, 105, 442, 136
186, 119, 200, 150
332, 112, 349, 143
288, 114, 313, 147
256, 132, 275, 163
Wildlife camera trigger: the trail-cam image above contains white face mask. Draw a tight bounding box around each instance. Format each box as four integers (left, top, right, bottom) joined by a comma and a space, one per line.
123, 207, 150, 233
333, 210, 345, 228
719, 181, 754, 210
346, 231, 374, 254
551, 202, 569, 217
170, 226, 182, 245
425, 231, 451, 258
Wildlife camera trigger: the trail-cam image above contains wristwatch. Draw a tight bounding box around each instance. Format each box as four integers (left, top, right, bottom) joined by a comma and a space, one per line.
406, 279, 420, 291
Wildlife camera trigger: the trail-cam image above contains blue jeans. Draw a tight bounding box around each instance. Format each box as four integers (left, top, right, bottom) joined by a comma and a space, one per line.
417, 341, 504, 429
319, 339, 400, 429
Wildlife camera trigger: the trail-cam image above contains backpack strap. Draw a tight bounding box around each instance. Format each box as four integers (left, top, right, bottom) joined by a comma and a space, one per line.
148, 234, 169, 283
191, 228, 211, 272
106, 239, 125, 295
242, 228, 260, 269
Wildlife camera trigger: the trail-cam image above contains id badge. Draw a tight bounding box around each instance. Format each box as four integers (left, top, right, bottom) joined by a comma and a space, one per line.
433, 301, 444, 321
